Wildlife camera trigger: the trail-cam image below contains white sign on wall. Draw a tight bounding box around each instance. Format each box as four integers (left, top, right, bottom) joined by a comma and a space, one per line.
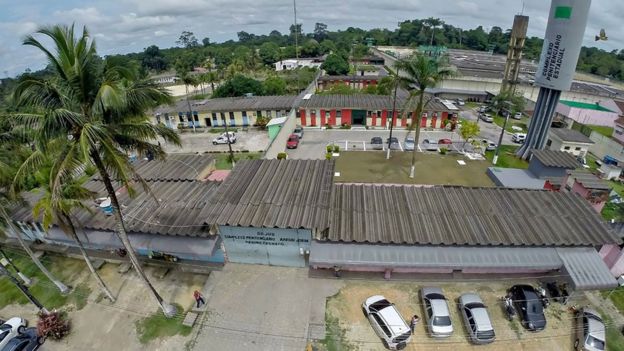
534, 0, 592, 91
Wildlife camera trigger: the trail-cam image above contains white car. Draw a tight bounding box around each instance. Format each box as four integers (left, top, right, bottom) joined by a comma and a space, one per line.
0, 317, 27, 349
421, 287, 453, 338
513, 112, 523, 120
458, 293, 495, 344
575, 308, 606, 351
512, 133, 526, 144
480, 114, 493, 123
212, 132, 237, 145
362, 295, 412, 350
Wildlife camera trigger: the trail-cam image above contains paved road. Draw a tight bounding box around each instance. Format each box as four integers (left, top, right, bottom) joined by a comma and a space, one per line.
160, 129, 270, 154
459, 107, 515, 146
287, 129, 464, 160
192, 264, 342, 351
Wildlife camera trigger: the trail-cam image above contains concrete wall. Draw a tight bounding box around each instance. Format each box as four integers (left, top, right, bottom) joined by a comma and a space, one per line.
219, 226, 311, 267
589, 131, 624, 160
156, 109, 291, 129
528, 159, 568, 180
547, 137, 591, 157
559, 105, 619, 127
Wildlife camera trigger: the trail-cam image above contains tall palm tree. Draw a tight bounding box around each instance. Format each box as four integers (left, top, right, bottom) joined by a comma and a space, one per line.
12, 24, 181, 317
202, 59, 217, 93
395, 53, 454, 178
27, 148, 116, 302
179, 73, 199, 132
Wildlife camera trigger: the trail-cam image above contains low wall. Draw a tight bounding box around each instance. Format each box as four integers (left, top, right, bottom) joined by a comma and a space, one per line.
589, 131, 624, 160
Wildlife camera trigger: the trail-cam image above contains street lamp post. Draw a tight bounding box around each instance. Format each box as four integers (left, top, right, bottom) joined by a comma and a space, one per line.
493, 112, 510, 165
0, 263, 47, 313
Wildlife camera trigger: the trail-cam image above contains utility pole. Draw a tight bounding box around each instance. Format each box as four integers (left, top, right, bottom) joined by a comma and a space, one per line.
0, 263, 47, 313
222, 115, 235, 167
493, 112, 510, 165
0, 249, 31, 285
293, 0, 300, 93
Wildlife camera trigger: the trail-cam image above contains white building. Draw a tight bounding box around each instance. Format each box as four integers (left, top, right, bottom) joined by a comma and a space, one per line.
547, 128, 594, 157
274, 58, 323, 71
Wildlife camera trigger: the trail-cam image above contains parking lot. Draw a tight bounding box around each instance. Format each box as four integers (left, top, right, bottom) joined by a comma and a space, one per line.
160, 129, 270, 154
320, 280, 584, 351
286, 129, 465, 160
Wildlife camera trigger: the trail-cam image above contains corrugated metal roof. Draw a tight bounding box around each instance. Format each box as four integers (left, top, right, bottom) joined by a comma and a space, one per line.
310, 242, 563, 270
204, 159, 335, 229
325, 184, 618, 246
300, 94, 451, 112
319, 75, 380, 81
531, 150, 580, 169
154, 95, 297, 115
13, 181, 221, 237
557, 248, 618, 290
569, 170, 612, 190
132, 154, 215, 182
549, 128, 594, 144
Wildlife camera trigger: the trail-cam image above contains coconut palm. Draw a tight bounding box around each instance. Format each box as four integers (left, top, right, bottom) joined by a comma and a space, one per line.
12, 24, 181, 316
28, 148, 116, 302
395, 53, 454, 178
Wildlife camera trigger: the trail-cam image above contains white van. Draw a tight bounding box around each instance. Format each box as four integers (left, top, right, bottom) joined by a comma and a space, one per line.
512, 133, 526, 144
362, 295, 412, 350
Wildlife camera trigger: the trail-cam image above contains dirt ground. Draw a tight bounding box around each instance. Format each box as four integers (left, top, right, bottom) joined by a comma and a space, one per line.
0, 258, 209, 351
323, 280, 585, 351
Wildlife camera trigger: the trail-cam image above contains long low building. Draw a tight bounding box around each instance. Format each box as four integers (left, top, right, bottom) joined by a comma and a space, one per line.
153, 95, 297, 129
298, 94, 459, 128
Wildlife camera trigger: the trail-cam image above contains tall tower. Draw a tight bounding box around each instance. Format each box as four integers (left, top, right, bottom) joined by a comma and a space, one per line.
501, 15, 529, 94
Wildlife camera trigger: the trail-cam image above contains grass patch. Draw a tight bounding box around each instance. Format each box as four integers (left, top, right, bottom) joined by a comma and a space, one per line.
585, 153, 600, 172
465, 102, 480, 110
188, 93, 209, 100
609, 180, 624, 197
602, 287, 624, 315
601, 202, 620, 221
135, 304, 192, 344
588, 124, 614, 138
213, 152, 262, 170
0, 250, 88, 310
484, 145, 529, 169
492, 113, 529, 133
334, 151, 494, 187
508, 319, 522, 339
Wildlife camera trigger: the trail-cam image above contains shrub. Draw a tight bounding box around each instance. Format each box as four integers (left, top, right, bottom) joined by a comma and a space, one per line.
340, 123, 351, 129
326, 145, 334, 153
37, 311, 70, 340
325, 123, 333, 129
333, 145, 340, 153
325, 153, 332, 160
439, 147, 448, 155
277, 152, 287, 160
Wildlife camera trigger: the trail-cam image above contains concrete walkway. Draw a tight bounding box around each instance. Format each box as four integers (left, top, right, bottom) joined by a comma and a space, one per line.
190, 264, 343, 351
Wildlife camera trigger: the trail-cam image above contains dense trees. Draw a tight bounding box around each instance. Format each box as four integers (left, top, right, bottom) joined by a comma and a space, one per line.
321, 54, 349, 75
212, 74, 264, 97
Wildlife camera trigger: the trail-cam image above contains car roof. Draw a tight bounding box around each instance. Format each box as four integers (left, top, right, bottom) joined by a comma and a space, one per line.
422, 287, 444, 296
470, 308, 493, 332
377, 304, 410, 335
582, 309, 605, 341
430, 299, 450, 316
459, 293, 483, 306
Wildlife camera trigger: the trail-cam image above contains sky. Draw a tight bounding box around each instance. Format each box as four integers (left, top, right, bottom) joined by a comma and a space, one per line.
0, 0, 622, 76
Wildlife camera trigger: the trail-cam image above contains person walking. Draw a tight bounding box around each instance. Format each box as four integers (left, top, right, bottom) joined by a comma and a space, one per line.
193, 290, 205, 308
410, 314, 420, 333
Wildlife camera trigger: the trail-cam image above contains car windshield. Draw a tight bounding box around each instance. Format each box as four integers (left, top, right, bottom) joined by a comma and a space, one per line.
393, 331, 411, 343
433, 316, 451, 326
586, 335, 605, 350
0, 330, 8, 342
288, 137, 297, 142
369, 299, 391, 312
372, 138, 382, 143
406, 138, 414, 143
477, 330, 495, 340
294, 128, 301, 132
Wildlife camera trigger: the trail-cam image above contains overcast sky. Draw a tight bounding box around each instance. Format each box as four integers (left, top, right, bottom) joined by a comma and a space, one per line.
0, 0, 621, 76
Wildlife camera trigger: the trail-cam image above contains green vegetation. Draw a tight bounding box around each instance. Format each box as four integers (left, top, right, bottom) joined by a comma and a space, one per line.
484, 145, 529, 169
587, 124, 614, 137
601, 202, 620, 221
0, 251, 89, 310
135, 304, 192, 344
585, 153, 600, 171
321, 54, 349, 75
214, 152, 262, 169
492, 114, 528, 133
334, 151, 494, 187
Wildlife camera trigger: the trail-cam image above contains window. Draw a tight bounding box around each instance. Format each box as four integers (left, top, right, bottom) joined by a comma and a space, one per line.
367, 111, 372, 117
242, 111, 249, 126
372, 314, 391, 337
311, 109, 317, 116
193, 112, 199, 127
575, 147, 581, 151
212, 113, 218, 126
325, 111, 330, 119
266, 110, 272, 118
155, 114, 161, 124
564, 146, 571, 150
296, 110, 301, 118
257, 110, 263, 117
546, 139, 552, 147
337, 110, 342, 118
220, 113, 226, 126
229, 112, 236, 126
178, 113, 184, 123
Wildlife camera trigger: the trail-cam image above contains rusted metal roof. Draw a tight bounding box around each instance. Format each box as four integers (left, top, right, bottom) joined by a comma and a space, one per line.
531, 150, 580, 169
204, 159, 335, 229
324, 184, 617, 246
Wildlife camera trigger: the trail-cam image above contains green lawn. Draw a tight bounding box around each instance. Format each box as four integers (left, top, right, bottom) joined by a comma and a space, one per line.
334, 151, 494, 187
465, 102, 480, 110
492, 113, 529, 133
484, 145, 529, 169
135, 304, 192, 344
585, 153, 600, 172
214, 152, 262, 170
0, 250, 90, 311
588, 124, 614, 137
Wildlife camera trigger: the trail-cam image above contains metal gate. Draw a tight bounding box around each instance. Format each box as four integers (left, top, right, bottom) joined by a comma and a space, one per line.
219, 226, 311, 267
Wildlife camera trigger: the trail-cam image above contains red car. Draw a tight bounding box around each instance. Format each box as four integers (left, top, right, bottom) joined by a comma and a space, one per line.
438, 138, 453, 145
286, 134, 300, 149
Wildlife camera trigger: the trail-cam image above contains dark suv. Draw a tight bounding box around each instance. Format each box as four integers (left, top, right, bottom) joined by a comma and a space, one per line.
509, 285, 546, 332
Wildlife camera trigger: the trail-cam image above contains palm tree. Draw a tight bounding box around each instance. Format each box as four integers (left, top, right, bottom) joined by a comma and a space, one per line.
27, 149, 116, 302
203, 59, 217, 93
179, 73, 199, 132
395, 53, 454, 178
12, 24, 181, 317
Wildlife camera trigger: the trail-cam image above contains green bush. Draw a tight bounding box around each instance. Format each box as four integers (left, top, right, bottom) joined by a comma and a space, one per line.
277, 152, 287, 160
340, 123, 351, 129
325, 123, 333, 129
325, 153, 332, 160
333, 145, 340, 153
439, 147, 448, 155
326, 145, 334, 153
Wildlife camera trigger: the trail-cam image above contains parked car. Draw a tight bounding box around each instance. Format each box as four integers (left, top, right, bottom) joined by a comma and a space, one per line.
1, 327, 43, 351
513, 112, 523, 120
574, 308, 606, 351
0, 317, 27, 349
293, 126, 304, 139
286, 134, 300, 149
455, 99, 465, 106
458, 293, 495, 344
480, 114, 493, 123
387, 137, 400, 150
212, 132, 237, 145
404, 137, 415, 151
371, 137, 384, 150
423, 139, 438, 151
421, 287, 453, 337
362, 295, 412, 350
478, 106, 488, 113
438, 138, 452, 145
481, 139, 497, 151
512, 133, 526, 144
509, 285, 546, 332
